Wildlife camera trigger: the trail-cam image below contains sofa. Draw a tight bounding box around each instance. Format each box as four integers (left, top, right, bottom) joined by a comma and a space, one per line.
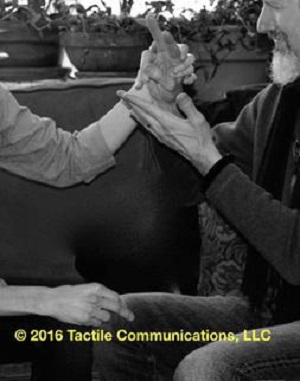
0, 78, 202, 293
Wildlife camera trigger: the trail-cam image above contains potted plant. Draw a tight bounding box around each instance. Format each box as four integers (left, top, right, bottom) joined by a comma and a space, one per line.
146, 0, 272, 101
0, 0, 74, 80
58, 0, 151, 75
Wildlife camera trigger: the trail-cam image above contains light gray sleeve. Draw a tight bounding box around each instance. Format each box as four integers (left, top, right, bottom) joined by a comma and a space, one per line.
0, 85, 116, 187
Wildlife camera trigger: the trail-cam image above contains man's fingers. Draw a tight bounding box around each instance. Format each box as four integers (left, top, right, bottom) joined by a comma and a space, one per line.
130, 105, 159, 133
176, 93, 203, 124
172, 54, 195, 76
177, 43, 189, 61
183, 73, 197, 85
118, 92, 180, 129
172, 65, 194, 79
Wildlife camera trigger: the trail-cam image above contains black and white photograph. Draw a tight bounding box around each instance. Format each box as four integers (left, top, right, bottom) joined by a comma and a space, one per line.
0, 0, 299, 379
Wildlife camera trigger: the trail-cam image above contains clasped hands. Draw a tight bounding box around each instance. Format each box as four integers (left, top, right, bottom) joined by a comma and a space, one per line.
120, 31, 222, 175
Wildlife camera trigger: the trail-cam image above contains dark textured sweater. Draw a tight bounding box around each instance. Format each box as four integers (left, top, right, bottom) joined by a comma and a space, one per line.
205, 81, 300, 324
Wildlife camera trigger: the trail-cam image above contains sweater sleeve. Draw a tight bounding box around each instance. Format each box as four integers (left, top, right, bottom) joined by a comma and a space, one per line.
205, 162, 300, 286
0, 85, 116, 187
203, 85, 300, 285
212, 84, 276, 178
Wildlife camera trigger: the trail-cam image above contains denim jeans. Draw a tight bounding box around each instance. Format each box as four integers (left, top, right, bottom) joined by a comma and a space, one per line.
94, 293, 300, 381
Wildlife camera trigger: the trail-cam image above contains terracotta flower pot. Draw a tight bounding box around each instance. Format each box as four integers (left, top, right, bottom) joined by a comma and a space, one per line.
60, 32, 150, 73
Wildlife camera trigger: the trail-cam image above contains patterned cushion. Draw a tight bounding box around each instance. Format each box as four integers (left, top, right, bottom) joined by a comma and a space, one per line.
197, 201, 248, 297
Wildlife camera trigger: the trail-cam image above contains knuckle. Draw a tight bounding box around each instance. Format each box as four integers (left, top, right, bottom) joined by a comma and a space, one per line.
80, 311, 91, 324
88, 294, 98, 304
101, 311, 111, 322
93, 283, 104, 294
110, 290, 121, 301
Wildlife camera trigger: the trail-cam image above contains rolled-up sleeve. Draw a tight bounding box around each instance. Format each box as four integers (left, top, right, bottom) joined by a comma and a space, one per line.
0, 85, 116, 187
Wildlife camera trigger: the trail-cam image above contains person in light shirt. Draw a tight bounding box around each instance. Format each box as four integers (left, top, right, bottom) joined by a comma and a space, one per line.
0, 43, 194, 380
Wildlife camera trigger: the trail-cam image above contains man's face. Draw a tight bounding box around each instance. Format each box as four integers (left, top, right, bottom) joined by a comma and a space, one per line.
257, 0, 300, 85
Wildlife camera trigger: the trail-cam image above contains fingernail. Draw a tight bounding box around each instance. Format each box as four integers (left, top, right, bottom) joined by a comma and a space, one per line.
116, 90, 126, 97
128, 312, 135, 321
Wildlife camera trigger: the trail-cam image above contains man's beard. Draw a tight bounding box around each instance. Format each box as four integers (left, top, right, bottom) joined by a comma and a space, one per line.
270, 32, 300, 85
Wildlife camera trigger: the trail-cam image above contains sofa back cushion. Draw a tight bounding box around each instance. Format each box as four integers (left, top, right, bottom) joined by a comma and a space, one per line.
0, 79, 202, 294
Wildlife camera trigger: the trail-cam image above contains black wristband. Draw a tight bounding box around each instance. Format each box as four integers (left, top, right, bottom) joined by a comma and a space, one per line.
202, 154, 235, 192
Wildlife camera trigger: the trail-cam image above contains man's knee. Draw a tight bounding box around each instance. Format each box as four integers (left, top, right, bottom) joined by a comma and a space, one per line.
174, 340, 245, 381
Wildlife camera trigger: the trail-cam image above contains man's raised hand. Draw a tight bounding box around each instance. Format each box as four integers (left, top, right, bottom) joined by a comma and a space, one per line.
118, 91, 222, 175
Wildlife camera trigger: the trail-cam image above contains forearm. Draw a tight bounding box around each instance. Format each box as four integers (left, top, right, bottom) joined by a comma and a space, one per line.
0, 86, 117, 187
99, 100, 136, 154
101, 84, 181, 155
0, 285, 52, 316
205, 163, 300, 285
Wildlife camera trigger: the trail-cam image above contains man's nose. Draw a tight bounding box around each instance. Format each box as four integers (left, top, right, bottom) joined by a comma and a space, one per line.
256, 7, 275, 34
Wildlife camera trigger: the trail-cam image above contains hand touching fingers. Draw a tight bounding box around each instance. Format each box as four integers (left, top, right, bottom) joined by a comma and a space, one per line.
92, 283, 120, 301
117, 91, 179, 128
89, 317, 104, 327
97, 296, 134, 322
97, 288, 133, 319
172, 53, 197, 85
118, 91, 164, 138
91, 308, 111, 323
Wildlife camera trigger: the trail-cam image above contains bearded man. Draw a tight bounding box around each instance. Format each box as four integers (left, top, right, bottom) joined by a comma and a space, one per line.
95, 0, 300, 380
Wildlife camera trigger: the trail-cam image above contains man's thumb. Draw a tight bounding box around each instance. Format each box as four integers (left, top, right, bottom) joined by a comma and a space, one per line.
176, 93, 198, 120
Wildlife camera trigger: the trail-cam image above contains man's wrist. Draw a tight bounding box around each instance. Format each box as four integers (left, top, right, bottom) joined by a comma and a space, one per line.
202, 153, 235, 192
197, 150, 223, 176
